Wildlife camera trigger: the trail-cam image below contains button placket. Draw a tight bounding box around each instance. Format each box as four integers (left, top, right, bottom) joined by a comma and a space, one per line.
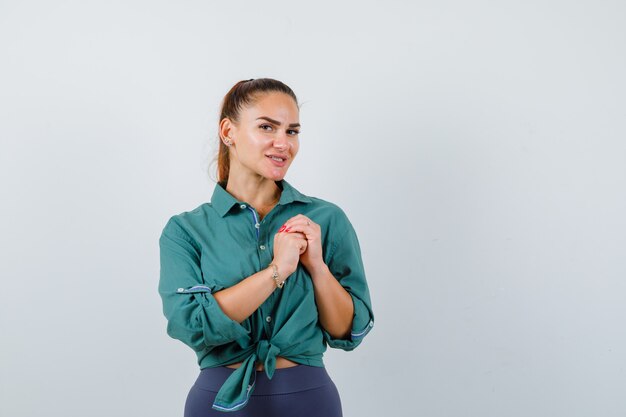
246, 206, 260, 240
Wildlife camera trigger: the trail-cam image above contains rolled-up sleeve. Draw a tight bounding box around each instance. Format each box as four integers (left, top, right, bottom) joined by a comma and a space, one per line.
322, 214, 374, 351
158, 217, 250, 352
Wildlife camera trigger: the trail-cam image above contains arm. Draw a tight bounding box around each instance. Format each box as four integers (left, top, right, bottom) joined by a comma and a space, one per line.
308, 263, 354, 339
212, 266, 278, 323
158, 218, 251, 351
159, 217, 307, 352
214, 224, 308, 323
319, 219, 375, 350
282, 211, 375, 350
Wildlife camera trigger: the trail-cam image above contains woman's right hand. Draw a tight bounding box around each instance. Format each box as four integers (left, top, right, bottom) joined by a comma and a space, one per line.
272, 229, 307, 277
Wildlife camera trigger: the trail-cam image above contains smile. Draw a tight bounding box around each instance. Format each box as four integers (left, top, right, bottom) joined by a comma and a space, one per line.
266, 155, 287, 167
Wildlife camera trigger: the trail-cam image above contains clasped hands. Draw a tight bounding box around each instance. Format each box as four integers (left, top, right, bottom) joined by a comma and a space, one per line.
272, 214, 324, 276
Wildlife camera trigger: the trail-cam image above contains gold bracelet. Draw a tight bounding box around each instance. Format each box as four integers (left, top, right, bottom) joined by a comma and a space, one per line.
269, 263, 285, 289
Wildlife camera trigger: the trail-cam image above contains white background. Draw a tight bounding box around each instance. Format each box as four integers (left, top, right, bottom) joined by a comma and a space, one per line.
1, 1, 625, 416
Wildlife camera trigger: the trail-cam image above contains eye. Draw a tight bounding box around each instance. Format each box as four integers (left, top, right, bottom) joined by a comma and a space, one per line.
259, 124, 273, 131
288, 129, 300, 135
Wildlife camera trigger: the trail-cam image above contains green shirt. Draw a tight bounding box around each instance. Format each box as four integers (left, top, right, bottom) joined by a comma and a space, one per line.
158, 179, 374, 412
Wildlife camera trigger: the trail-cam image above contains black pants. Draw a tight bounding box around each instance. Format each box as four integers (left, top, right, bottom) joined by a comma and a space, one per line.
184, 365, 343, 417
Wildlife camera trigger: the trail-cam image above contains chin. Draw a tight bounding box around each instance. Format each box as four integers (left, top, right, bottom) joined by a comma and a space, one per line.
265, 171, 287, 181
261, 161, 291, 181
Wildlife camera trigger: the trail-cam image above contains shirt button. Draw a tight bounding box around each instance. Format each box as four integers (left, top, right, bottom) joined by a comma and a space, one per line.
266, 316, 272, 323
369, 320, 374, 327
177, 288, 184, 293
240, 204, 247, 209
259, 245, 266, 250
255, 223, 260, 229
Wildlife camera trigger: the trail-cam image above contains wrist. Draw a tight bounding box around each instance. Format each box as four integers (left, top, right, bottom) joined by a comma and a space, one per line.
271, 259, 292, 276
268, 263, 285, 289
307, 262, 330, 280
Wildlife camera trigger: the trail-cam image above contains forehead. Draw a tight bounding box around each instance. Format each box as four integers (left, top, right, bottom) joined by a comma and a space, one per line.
242, 92, 299, 121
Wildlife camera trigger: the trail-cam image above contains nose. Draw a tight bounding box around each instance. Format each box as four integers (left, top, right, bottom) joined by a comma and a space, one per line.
273, 132, 289, 151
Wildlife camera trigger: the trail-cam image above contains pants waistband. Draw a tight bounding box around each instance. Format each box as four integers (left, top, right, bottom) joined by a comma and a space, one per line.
194, 365, 332, 395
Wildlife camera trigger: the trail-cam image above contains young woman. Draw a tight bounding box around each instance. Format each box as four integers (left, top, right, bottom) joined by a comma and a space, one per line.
158, 78, 374, 416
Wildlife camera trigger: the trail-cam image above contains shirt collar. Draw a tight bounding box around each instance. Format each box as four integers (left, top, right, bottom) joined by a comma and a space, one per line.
211, 179, 312, 217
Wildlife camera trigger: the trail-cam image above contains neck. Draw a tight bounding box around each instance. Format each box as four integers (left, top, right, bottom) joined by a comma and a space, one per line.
224, 171, 282, 211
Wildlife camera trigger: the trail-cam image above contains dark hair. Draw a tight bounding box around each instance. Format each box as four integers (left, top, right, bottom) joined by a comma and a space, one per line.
211, 78, 299, 186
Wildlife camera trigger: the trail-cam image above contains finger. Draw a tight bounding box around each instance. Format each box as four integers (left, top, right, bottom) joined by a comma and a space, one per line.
279, 216, 301, 232
279, 222, 306, 233
282, 215, 313, 230
291, 231, 307, 240
289, 231, 307, 241
284, 223, 317, 235
283, 224, 304, 234
283, 218, 313, 231
290, 236, 306, 251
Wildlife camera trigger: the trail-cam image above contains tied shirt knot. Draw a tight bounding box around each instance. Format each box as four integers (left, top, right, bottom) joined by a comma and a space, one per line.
211, 340, 281, 412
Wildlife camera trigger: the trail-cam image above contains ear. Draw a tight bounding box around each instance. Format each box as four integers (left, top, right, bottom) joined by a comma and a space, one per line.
219, 118, 237, 143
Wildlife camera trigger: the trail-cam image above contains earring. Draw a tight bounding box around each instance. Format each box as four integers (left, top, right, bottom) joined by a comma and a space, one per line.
224, 138, 233, 146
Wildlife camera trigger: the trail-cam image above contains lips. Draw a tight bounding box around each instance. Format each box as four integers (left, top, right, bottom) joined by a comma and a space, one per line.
266, 154, 287, 167
266, 154, 288, 161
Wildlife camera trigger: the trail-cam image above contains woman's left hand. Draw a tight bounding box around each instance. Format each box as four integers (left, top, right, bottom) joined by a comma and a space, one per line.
278, 215, 324, 274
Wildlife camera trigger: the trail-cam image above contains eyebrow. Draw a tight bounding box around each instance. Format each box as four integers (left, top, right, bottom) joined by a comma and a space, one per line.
256, 116, 301, 128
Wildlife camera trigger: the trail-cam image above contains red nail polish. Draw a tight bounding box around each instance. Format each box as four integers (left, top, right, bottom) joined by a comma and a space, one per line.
278, 225, 286, 232
285, 227, 291, 232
